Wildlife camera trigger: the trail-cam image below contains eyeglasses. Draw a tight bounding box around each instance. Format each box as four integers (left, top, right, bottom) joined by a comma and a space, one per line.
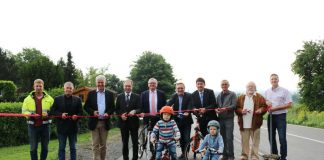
221, 84, 229, 86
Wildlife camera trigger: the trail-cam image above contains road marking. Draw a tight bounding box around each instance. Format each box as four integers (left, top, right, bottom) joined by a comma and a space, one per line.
260, 127, 324, 144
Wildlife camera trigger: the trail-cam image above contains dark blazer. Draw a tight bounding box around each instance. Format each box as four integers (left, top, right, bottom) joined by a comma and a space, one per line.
50, 95, 83, 134
115, 92, 141, 128
191, 88, 217, 121
84, 89, 115, 130
167, 92, 193, 125
140, 89, 166, 124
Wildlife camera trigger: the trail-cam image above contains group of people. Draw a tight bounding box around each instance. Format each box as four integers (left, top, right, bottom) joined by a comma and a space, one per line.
21, 73, 292, 160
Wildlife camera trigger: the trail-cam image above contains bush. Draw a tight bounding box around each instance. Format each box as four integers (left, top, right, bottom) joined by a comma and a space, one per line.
0, 102, 90, 147
0, 81, 17, 102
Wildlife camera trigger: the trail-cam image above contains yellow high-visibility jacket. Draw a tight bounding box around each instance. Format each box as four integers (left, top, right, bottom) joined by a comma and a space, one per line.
22, 91, 54, 124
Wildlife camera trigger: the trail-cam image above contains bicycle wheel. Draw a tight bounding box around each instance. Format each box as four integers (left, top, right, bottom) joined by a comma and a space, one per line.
138, 127, 147, 158
145, 131, 154, 160
184, 134, 204, 160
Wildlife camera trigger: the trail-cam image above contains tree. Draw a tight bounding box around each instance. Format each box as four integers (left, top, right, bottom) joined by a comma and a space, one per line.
291, 40, 324, 111
0, 48, 18, 82
15, 48, 64, 92
64, 52, 78, 85
129, 51, 176, 96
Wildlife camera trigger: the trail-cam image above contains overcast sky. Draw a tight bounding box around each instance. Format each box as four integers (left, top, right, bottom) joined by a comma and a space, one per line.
1, 0, 323, 93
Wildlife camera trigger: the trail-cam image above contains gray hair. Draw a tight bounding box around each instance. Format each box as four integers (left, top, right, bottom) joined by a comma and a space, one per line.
148, 78, 158, 85
96, 75, 106, 83
123, 79, 133, 86
246, 81, 257, 91
64, 81, 74, 89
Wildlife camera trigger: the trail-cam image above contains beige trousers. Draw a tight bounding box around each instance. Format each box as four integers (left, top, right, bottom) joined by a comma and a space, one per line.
92, 121, 108, 160
240, 128, 260, 160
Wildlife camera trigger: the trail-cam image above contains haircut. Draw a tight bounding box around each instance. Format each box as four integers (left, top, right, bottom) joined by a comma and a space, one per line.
196, 77, 205, 84
64, 81, 74, 89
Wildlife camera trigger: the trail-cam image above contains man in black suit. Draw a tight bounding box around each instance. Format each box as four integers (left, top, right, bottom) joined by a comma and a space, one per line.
84, 75, 115, 160
50, 82, 83, 160
167, 81, 193, 158
140, 78, 166, 160
115, 80, 141, 160
192, 77, 217, 136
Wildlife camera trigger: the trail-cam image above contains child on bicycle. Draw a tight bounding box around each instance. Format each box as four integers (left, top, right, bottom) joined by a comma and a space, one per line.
196, 120, 224, 160
150, 106, 181, 160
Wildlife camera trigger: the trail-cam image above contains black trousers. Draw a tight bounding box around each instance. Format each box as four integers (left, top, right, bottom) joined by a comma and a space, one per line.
120, 124, 139, 160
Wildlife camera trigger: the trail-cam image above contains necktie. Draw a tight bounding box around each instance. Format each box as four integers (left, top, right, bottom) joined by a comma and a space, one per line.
126, 93, 130, 107
151, 92, 156, 115
200, 92, 204, 106
179, 96, 183, 112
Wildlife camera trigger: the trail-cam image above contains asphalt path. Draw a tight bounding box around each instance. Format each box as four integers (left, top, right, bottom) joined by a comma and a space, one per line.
118, 117, 324, 160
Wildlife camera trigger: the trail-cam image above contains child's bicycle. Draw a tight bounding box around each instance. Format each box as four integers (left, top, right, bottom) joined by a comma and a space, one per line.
195, 147, 223, 160
138, 117, 154, 160
184, 124, 204, 160
153, 139, 180, 160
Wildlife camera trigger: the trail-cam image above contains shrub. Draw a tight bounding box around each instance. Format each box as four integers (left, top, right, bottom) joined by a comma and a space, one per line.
0, 81, 17, 102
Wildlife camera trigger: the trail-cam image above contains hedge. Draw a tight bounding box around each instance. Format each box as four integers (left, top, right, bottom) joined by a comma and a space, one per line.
0, 102, 118, 147
0, 80, 17, 102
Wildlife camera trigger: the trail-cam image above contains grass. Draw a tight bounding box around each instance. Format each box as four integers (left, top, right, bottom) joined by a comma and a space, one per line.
0, 128, 120, 160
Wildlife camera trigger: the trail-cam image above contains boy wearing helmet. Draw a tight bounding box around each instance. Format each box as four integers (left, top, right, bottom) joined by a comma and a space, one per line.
197, 120, 224, 160
150, 106, 181, 160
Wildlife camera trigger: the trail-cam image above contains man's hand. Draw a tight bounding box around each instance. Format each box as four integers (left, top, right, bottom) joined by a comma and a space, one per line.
42, 112, 48, 119
72, 115, 78, 120
103, 113, 109, 118
121, 113, 127, 121
183, 112, 189, 116
94, 111, 99, 116
62, 113, 68, 119
129, 110, 136, 115
199, 108, 206, 113
255, 108, 262, 114
242, 109, 250, 115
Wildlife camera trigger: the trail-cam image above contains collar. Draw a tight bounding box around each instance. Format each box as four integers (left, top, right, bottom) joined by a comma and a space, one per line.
125, 92, 132, 96
96, 88, 105, 93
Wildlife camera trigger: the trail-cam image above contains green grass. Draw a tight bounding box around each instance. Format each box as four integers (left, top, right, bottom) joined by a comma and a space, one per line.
0, 128, 119, 160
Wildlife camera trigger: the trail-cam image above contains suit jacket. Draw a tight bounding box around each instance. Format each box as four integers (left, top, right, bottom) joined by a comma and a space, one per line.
235, 93, 267, 131
167, 92, 193, 126
50, 95, 83, 134
191, 88, 217, 121
216, 90, 237, 119
84, 89, 115, 130
140, 89, 166, 125
115, 92, 141, 128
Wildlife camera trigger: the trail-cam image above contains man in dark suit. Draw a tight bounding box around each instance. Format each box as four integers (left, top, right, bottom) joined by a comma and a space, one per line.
167, 81, 193, 158
115, 80, 141, 160
84, 75, 115, 160
192, 77, 217, 136
140, 77, 166, 160
50, 82, 83, 160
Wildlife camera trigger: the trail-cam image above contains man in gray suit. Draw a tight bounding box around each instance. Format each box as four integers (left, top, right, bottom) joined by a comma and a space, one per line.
216, 80, 237, 160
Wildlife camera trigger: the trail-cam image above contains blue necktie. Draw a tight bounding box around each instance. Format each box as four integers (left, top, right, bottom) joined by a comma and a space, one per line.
200, 92, 204, 106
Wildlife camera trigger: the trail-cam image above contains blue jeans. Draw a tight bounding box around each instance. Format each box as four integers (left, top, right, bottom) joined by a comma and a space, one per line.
58, 133, 77, 160
267, 113, 287, 160
28, 124, 50, 160
202, 150, 220, 160
155, 142, 178, 160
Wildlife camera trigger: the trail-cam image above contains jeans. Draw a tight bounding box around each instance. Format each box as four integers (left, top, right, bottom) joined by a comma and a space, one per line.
155, 142, 178, 160
58, 133, 77, 160
28, 124, 50, 160
267, 113, 287, 160
203, 150, 220, 160
219, 118, 234, 159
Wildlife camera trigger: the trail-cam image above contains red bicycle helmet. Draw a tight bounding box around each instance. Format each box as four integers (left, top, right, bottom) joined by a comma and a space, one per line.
160, 106, 174, 115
